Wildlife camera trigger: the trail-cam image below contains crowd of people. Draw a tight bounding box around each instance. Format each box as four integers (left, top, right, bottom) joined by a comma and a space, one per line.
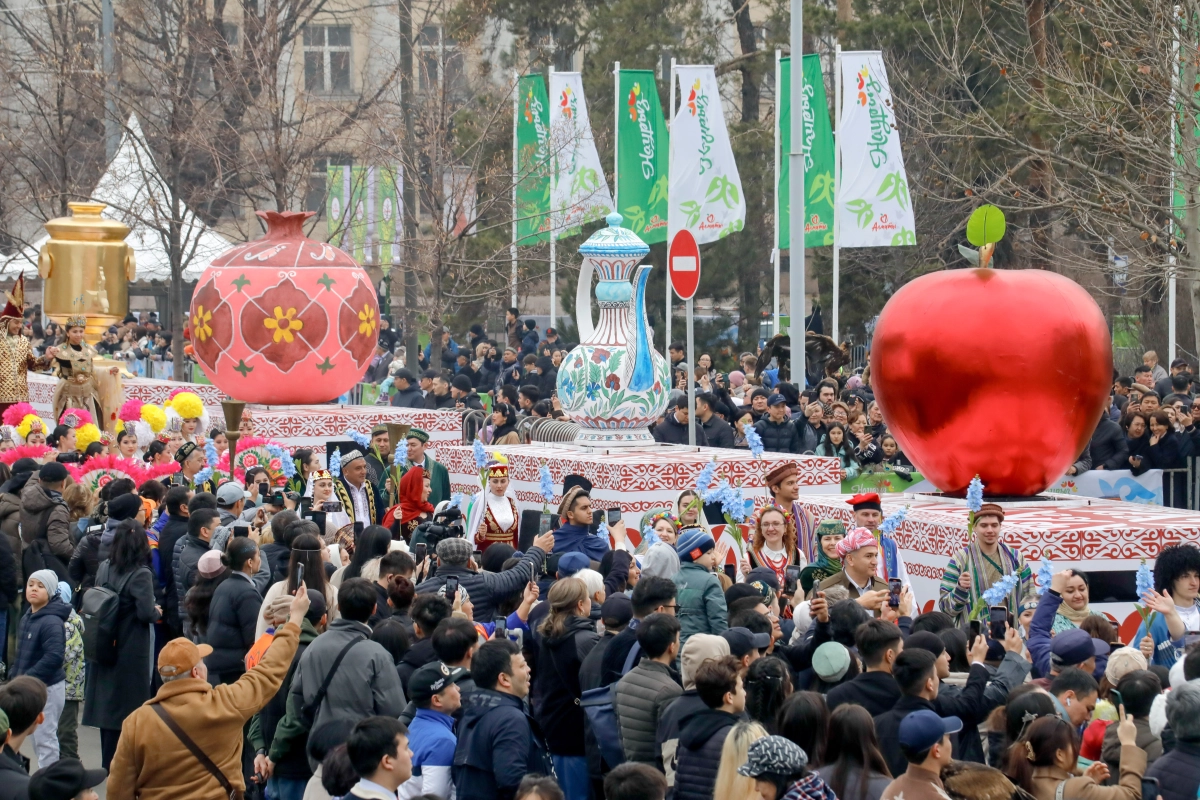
0, 423, 1195, 800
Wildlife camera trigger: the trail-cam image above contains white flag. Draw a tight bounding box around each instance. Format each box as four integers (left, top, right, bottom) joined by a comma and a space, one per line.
837, 52, 916, 247
548, 72, 613, 238
668, 66, 745, 245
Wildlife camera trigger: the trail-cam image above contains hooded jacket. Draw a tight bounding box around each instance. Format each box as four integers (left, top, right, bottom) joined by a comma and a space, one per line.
14, 595, 71, 685
551, 522, 611, 562
0, 745, 30, 800
453, 688, 554, 800
20, 479, 72, 560
0, 472, 30, 579
674, 707, 738, 800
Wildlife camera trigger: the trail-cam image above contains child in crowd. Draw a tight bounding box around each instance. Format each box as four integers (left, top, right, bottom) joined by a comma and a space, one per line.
12, 570, 69, 767
672, 529, 729, 649
56, 582, 85, 762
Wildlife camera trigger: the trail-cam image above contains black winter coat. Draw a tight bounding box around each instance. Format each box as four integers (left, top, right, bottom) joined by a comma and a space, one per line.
396, 636, 439, 697
158, 514, 190, 635
82, 562, 160, 729
876, 696, 957, 778
174, 533, 210, 623
0, 745, 30, 800
1089, 417, 1130, 471
261, 542, 291, 584
653, 411, 708, 446
674, 708, 738, 800
14, 596, 70, 685
754, 417, 803, 453
1146, 738, 1200, 800
390, 384, 426, 409
699, 415, 736, 449
67, 529, 104, 603
203, 572, 262, 680
533, 615, 600, 756
825, 670, 901, 717
453, 688, 554, 800
415, 547, 546, 622
0, 523, 16, 604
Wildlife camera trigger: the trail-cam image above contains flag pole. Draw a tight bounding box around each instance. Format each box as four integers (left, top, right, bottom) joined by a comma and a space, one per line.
667, 58, 676, 352
511, 70, 519, 306
1169, 7, 1180, 362
549, 66, 557, 330
832, 44, 842, 343
788, 0, 805, 386
614, 61, 620, 219
773, 50, 781, 338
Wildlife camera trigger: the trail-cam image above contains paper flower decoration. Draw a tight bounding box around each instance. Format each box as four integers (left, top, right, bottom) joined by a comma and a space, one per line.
744, 426, 764, 459
75, 423, 101, 451
1, 403, 33, 428
879, 506, 909, 537
329, 448, 342, 478
118, 398, 144, 423
169, 391, 205, 420
539, 464, 555, 504
140, 404, 167, 433
344, 429, 371, 449
981, 572, 1020, 607
1037, 558, 1053, 596
966, 475, 984, 513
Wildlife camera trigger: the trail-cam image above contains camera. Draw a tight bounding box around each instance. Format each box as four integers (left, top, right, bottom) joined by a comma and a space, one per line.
416, 506, 465, 548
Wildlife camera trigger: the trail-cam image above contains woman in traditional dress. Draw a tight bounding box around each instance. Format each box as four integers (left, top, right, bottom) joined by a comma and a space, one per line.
799, 520, 846, 599
465, 457, 519, 553
287, 448, 322, 496
746, 505, 806, 587
46, 314, 118, 424
392, 466, 433, 542
305, 468, 351, 545
636, 510, 680, 553
209, 428, 228, 460
674, 489, 710, 533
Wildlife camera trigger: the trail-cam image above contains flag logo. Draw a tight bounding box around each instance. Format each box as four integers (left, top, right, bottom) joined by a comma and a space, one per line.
628, 83, 641, 121
560, 86, 577, 119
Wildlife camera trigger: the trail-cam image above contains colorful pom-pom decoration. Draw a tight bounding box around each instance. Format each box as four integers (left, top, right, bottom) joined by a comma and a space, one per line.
170, 391, 204, 420
2, 403, 34, 427
118, 398, 145, 423
59, 407, 95, 429
140, 404, 167, 433
17, 414, 51, 441
75, 423, 101, 452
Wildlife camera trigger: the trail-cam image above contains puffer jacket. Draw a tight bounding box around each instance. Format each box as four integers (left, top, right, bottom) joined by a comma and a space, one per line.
674, 707, 738, 800
20, 479, 72, 560
390, 383, 425, 409
0, 484, 24, 581
673, 562, 728, 648
414, 545, 547, 621
532, 615, 600, 757
615, 659, 682, 764
453, 688, 554, 800
753, 416, 802, 453
652, 411, 708, 446
14, 595, 71, 686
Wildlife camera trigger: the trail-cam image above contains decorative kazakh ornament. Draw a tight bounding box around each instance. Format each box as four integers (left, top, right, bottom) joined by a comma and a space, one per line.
486, 453, 509, 480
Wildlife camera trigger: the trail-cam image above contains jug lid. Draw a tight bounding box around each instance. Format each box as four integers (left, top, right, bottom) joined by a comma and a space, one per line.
578, 212, 650, 259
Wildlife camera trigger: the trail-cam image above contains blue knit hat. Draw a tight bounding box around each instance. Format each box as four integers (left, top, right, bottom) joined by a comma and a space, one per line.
675, 527, 715, 562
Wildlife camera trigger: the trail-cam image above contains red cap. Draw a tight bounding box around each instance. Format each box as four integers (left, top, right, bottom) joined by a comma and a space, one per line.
847, 492, 882, 511
1080, 719, 1112, 761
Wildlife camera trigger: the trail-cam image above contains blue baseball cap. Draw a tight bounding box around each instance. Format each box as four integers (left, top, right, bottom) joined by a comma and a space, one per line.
767, 393, 788, 407
1050, 628, 1109, 669
898, 710, 962, 752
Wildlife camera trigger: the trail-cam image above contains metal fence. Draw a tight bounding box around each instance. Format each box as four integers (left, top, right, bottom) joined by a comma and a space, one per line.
1158, 461, 1200, 510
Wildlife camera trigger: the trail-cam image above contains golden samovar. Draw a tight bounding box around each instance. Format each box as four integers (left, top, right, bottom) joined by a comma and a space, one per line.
38, 202, 136, 345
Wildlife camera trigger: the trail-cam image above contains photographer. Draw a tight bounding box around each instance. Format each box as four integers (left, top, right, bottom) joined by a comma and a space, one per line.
416, 531, 555, 621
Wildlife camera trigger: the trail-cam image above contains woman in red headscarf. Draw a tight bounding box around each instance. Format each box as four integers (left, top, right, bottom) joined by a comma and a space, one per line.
384, 465, 434, 542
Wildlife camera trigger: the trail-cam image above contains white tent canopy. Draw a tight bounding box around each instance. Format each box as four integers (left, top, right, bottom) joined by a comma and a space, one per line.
0, 115, 230, 282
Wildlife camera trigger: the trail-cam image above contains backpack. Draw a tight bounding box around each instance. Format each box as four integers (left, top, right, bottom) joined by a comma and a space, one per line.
80, 561, 133, 666
578, 638, 642, 769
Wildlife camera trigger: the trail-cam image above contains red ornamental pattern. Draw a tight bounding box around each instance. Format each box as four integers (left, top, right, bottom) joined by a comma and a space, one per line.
338, 279, 380, 368
240, 278, 330, 373
190, 280, 234, 371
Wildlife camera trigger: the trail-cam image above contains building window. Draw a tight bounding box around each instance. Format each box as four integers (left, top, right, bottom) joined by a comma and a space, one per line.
303, 25, 352, 93
417, 25, 463, 93
307, 156, 352, 214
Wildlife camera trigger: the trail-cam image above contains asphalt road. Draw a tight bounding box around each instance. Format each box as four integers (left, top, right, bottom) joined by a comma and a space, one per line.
19, 723, 107, 799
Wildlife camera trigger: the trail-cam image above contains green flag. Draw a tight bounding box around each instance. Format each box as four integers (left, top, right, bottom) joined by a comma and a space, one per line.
778, 55, 835, 248
378, 167, 400, 267
327, 165, 349, 248
350, 166, 368, 263
515, 74, 552, 244
616, 70, 669, 244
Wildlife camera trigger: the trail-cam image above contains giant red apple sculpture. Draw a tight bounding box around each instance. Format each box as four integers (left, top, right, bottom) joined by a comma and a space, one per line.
188, 211, 380, 404
871, 267, 1111, 496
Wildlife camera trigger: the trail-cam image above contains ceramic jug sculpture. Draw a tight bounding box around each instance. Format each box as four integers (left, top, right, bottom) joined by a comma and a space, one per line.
556, 213, 669, 445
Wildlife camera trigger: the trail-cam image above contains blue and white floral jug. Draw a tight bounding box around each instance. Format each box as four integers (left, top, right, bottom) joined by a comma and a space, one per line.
556, 213, 670, 445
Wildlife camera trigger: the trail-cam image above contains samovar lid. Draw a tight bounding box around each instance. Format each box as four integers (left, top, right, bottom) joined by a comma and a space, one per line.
578, 212, 650, 260
43, 202, 131, 243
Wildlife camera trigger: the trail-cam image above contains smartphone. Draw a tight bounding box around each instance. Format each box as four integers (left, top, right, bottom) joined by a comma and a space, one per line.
353, 521, 364, 538
1141, 776, 1159, 800
589, 509, 604, 534
494, 616, 507, 639
785, 565, 802, 596
888, 577, 902, 608
414, 542, 428, 562
723, 563, 737, 583
989, 605, 1008, 640
606, 507, 623, 526
295, 562, 305, 589
310, 511, 326, 532
969, 619, 981, 640
445, 576, 459, 604
1110, 689, 1124, 710
473, 549, 484, 566
538, 512, 554, 535
233, 524, 250, 538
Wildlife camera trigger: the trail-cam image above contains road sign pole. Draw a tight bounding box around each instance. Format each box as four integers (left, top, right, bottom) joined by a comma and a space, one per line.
686, 297, 695, 447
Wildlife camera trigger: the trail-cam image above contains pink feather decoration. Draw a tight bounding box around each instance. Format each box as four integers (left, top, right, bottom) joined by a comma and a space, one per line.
118, 399, 145, 422
0, 444, 53, 466
2, 403, 34, 427
66, 454, 181, 492
59, 407, 95, 427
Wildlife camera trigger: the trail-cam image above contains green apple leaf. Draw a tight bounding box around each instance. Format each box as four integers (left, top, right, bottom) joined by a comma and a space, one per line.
966, 204, 1006, 247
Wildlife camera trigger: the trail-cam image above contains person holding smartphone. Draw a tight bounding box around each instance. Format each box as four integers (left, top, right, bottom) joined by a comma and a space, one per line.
937, 503, 1033, 629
